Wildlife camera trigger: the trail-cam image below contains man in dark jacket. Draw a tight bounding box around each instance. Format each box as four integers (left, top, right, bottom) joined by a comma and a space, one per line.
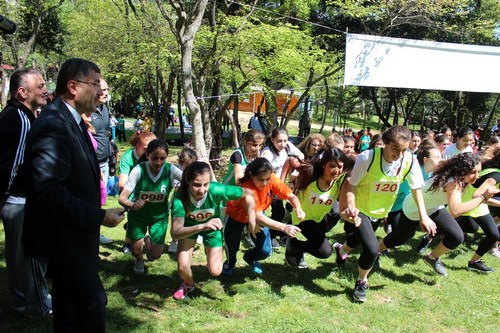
0, 68, 52, 316
23, 58, 124, 332
90, 78, 113, 244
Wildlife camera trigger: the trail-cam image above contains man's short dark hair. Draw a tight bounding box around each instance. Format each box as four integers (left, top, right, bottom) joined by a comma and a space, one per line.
9, 68, 41, 96
55, 58, 100, 96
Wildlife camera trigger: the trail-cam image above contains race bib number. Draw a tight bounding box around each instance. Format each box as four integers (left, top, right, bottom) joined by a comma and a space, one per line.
187, 208, 215, 222
309, 191, 334, 206
372, 181, 398, 193
139, 191, 166, 203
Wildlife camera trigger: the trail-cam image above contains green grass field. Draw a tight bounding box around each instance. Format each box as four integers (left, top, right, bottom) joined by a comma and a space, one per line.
1, 130, 499, 333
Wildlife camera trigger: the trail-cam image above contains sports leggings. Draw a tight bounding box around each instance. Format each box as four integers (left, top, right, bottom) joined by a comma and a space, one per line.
344, 213, 380, 270
224, 216, 271, 269
457, 214, 499, 256
383, 208, 464, 250
288, 216, 337, 259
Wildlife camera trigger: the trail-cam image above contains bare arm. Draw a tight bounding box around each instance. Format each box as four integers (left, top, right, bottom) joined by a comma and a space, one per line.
338, 178, 361, 226
118, 174, 128, 191
287, 193, 305, 220
447, 182, 498, 217
241, 188, 257, 236
171, 216, 223, 240
256, 212, 301, 238
233, 163, 244, 184
411, 188, 437, 236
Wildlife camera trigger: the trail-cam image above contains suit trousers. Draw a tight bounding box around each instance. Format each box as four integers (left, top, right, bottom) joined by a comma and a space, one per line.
52, 265, 107, 333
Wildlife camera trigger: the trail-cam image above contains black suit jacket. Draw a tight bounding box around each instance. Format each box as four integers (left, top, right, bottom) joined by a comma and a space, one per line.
23, 97, 106, 269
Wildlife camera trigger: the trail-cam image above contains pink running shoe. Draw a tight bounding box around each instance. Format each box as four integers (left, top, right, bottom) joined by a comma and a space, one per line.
173, 283, 195, 300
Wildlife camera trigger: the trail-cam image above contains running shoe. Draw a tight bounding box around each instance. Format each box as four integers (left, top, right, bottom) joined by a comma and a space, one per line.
168, 240, 178, 253
467, 260, 494, 273
353, 280, 368, 303
241, 228, 255, 249
333, 242, 348, 269
424, 254, 448, 276
251, 261, 263, 274
416, 235, 431, 254
222, 261, 234, 276
172, 283, 195, 300
297, 254, 308, 269
271, 238, 280, 249
196, 235, 203, 244
122, 243, 131, 254
133, 258, 144, 274
490, 246, 500, 258
99, 234, 113, 244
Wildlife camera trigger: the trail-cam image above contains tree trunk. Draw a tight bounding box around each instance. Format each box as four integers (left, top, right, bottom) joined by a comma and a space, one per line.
155, 70, 176, 140
319, 77, 329, 133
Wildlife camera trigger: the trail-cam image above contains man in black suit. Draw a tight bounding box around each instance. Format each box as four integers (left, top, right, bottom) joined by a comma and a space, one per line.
23, 58, 124, 332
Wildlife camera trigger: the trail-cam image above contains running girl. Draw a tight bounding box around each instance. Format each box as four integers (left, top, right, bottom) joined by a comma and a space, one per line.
297, 133, 326, 160
118, 130, 156, 253
379, 152, 498, 276
334, 126, 434, 303
442, 127, 474, 160
285, 148, 359, 266
170, 161, 256, 300
119, 140, 182, 274
222, 129, 265, 185
458, 150, 500, 273
223, 158, 304, 275
261, 128, 303, 248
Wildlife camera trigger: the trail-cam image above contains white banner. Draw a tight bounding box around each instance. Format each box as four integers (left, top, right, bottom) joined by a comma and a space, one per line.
344, 33, 500, 93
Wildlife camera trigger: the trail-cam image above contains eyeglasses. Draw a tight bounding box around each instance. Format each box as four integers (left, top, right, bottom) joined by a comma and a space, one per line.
75, 80, 101, 89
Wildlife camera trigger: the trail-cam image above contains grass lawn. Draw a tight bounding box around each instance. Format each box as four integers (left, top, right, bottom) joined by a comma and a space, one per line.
1, 131, 499, 333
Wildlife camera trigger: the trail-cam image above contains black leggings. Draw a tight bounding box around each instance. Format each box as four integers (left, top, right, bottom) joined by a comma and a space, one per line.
386, 209, 403, 231
344, 213, 380, 270
383, 209, 464, 250
456, 216, 479, 234
459, 215, 500, 256
270, 198, 286, 239
288, 216, 337, 259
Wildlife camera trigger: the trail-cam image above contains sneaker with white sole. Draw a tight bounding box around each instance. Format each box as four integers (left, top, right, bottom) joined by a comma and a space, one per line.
133, 258, 144, 274
468, 260, 494, 273
297, 254, 308, 269
490, 246, 500, 258
241, 229, 255, 249
122, 243, 131, 254
271, 238, 280, 249
173, 283, 195, 300
333, 242, 348, 269
99, 234, 113, 244
424, 255, 448, 276
168, 240, 178, 253
353, 280, 368, 303
416, 235, 431, 254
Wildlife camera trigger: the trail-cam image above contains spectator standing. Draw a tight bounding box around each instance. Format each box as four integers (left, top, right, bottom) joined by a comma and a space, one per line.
91, 78, 113, 244
22, 58, 124, 332
109, 112, 118, 141
116, 113, 126, 142
0, 68, 52, 316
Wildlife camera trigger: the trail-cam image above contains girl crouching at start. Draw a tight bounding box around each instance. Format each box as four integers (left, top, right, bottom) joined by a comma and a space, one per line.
170, 161, 255, 300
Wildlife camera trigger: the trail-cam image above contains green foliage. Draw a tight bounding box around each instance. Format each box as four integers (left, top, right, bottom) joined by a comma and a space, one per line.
18, 0, 66, 55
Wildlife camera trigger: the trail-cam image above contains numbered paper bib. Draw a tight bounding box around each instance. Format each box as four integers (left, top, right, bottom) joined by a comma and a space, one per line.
139, 191, 166, 203
187, 208, 215, 222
